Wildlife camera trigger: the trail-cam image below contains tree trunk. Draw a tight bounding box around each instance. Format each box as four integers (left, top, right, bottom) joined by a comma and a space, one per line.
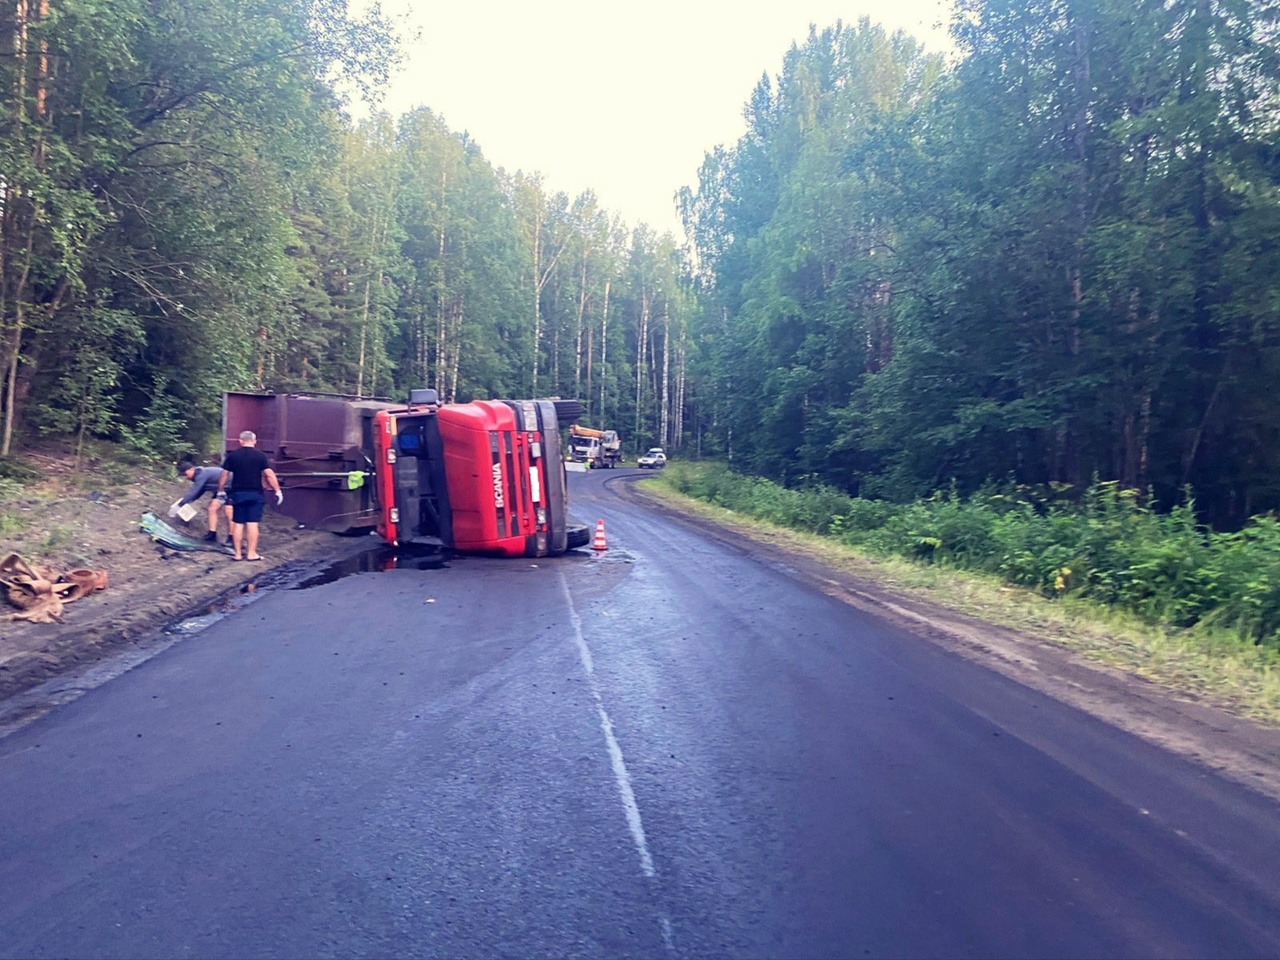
446, 293, 463, 401
1, 0, 31, 455
434, 166, 447, 393
525, 191, 563, 397
551, 283, 560, 396
584, 322, 593, 413
369, 270, 384, 397
598, 279, 610, 422
1182, 369, 1225, 488
0, 178, 8, 454
448, 294, 463, 402
356, 276, 371, 397
531, 208, 542, 395
1, 310, 23, 456
255, 322, 268, 388
2, 215, 39, 456
34, 0, 48, 123
574, 256, 588, 401
417, 308, 428, 386
660, 306, 670, 445
634, 290, 649, 440
1058, 14, 1092, 488
674, 326, 686, 449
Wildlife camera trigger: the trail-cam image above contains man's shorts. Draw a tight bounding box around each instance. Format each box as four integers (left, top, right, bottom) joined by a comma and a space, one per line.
230, 490, 265, 524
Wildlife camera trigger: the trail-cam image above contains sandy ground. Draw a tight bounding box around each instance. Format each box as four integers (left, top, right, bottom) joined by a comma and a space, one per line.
0, 451, 345, 700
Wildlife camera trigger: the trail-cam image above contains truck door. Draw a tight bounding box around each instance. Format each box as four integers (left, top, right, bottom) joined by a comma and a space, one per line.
372, 408, 452, 548
389, 411, 452, 546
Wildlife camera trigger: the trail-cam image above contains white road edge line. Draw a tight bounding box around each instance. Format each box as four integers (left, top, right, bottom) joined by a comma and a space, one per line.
560, 570, 675, 955
559, 570, 654, 877
661, 916, 676, 954
597, 701, 655, 878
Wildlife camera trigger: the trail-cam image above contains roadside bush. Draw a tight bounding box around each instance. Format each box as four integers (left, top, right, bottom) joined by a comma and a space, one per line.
833, 497, 897, 540
655, 462, 1280, 649
1199, 518, 1280, 646
118, 384, 189, 465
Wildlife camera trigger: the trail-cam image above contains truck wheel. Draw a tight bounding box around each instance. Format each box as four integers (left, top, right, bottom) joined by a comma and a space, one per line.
566, 523, 591, 550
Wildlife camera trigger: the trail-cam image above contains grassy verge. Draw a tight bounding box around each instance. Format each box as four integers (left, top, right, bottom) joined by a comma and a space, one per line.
641, 463, 1280, 725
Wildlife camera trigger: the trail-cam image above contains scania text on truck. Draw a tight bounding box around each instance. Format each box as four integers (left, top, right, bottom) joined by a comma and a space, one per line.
223, 389, 589, 557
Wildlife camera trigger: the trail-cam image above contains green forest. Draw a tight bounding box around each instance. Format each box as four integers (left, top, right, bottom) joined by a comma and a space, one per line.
3, 0, 1279, 533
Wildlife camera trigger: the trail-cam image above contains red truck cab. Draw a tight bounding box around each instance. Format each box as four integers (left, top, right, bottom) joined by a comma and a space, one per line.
373, 396, 573, 557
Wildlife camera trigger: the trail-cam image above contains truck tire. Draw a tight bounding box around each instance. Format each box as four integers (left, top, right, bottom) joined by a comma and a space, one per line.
566, 523, 591, 550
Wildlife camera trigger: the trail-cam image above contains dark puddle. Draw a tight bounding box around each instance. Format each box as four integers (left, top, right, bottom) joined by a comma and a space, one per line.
167, 582, 267, 634
291, 544, 452, 589
167, 546, 451, 635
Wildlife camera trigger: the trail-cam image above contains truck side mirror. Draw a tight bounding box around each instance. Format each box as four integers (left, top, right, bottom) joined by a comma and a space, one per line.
409, 388, 439, 406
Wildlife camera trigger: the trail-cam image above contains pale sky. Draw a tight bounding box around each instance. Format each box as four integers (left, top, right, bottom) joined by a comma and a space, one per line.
377, 1, 955, 236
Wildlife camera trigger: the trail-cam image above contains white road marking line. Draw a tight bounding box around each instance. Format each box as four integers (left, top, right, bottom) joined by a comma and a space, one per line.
661, 916, 675, 953
562, 577, 595, 676
559, 571, 652, 876
560, 573, 675, 957
596, 699, 656, 877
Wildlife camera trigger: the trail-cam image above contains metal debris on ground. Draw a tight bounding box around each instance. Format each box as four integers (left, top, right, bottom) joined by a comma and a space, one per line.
1, 552, 109, 624
139, 512, 234, 554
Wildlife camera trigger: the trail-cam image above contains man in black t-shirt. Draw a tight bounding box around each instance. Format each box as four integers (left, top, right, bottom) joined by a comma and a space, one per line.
217, 430, 283, 562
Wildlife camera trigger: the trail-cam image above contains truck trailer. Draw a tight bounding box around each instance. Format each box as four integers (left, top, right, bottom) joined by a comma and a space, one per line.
568, 423, 622, 469
222, 389, 590, 556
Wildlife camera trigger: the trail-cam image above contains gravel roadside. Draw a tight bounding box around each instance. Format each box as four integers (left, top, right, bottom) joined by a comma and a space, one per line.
0, 451, 359, 702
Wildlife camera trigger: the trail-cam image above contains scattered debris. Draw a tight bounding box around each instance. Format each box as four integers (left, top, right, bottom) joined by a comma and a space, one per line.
139, 512, 233, 554
1, 553, 108, 624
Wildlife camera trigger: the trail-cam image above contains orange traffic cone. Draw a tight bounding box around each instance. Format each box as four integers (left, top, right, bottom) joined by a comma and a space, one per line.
592, 519, 608, 551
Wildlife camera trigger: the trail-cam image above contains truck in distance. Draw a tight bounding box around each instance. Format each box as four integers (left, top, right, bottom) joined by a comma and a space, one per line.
568, 424, 622, 469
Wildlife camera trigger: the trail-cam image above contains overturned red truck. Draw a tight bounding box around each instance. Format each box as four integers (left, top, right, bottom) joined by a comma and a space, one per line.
223, 389, 590, 556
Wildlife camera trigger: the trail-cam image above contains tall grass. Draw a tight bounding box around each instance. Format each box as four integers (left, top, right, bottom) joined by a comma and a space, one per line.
659, 462, 1280, 651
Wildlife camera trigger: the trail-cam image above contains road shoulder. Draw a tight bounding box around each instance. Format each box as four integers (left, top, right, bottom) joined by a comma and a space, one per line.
0, 473, 355, 702
618, 477, 1280, 804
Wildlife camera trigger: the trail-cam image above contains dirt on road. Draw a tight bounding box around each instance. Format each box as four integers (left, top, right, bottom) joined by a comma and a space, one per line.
0, 449, 349, 700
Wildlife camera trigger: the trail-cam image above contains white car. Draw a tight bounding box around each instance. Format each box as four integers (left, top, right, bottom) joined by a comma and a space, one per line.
637, 447, 667, 469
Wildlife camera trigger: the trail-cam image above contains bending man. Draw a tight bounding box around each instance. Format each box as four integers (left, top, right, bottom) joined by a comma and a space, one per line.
172, 459, 234, 543
217, 430, 283, 562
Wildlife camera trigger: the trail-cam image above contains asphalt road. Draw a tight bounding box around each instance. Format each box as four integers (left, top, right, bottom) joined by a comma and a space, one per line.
2, 468, 1280, 959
